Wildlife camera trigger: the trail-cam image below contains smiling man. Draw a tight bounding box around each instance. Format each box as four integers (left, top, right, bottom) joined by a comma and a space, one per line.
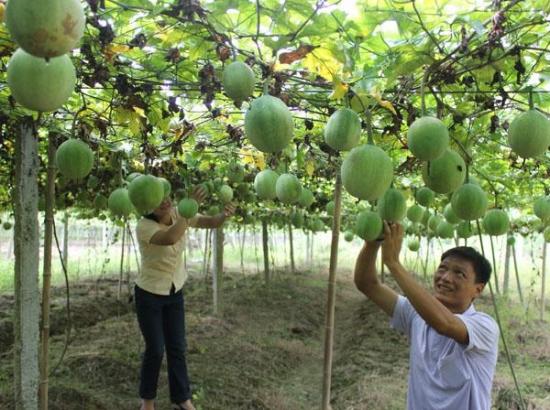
354, 222, 499, 410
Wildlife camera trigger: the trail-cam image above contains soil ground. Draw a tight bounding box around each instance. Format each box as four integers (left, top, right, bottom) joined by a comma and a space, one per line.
0, 268, 549, 409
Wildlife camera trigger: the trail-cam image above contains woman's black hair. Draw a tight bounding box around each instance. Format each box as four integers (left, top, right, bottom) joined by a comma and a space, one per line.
441, 246, 492, 284
143, 213, 160, 222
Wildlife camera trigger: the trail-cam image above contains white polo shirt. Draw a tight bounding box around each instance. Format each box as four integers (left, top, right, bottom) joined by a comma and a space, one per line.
391, 295, 499, 410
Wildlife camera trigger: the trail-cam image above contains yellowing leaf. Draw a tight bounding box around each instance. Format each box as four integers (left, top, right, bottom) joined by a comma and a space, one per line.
371, 90, 397, 115
302, 47, 342, 81
133, 106, 146, 118
199, 160, 211, 171
128, 112, 143, 136
104, 44, 130, 62
240, 148, 265, 170
329, 77, 349, 100
305, 160, 315, 176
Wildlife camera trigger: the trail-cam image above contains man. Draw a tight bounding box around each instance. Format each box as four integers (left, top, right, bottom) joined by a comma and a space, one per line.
354, 222, 499, 410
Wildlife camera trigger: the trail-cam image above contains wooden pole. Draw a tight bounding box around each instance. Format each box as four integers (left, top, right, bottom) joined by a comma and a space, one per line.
489, 235, 500, 294
511, 244, 524, 306
503, 240, 511, 295
118, 222, 126, 301
14, 117, 40, 409
541, 240, 547, 321
62, 212, 69, 272
289, 223, 295, 274
321, 173, 343, 410
212, 227, 224, 314
39, 132, 56, 410
262, 219, 270, 283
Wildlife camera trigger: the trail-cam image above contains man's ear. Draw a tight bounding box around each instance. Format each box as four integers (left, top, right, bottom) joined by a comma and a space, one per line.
474, 282, 485, 297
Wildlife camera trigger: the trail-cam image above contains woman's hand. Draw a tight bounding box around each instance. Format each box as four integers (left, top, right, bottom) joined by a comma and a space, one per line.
191, 185, 208, 204
222, 203, 236, 218
381, 221, 404, 269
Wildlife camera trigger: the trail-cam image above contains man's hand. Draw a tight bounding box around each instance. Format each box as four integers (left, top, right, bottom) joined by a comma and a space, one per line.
222, 203, 236, 218
191, 185, 208, 204
381, 221, 404, 269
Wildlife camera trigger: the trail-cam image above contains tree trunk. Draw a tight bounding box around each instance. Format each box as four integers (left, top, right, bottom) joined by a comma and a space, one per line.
541, 241, 547, 321
321, 173, 343, 410
39, 132, 57, 410
14, 117, 40, 410
262, 220, 269, 283
289, 223, 295, 274
212, 227, 224, 314
512, 244, 524, 306
503, 241, 511, 296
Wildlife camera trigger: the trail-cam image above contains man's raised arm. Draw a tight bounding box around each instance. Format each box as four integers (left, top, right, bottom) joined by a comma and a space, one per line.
354, 241, 399, 317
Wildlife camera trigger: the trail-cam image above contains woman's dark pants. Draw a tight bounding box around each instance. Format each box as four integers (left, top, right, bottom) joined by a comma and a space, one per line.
134, 284, 191, 403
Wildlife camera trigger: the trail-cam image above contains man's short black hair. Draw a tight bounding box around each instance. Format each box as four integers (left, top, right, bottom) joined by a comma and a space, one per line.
440, 246, 492, 284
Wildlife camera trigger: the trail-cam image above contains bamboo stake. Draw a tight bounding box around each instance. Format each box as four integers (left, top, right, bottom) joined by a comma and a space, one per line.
289, 223, 295, 274
118, 222, 126, 300
541, 240, 547, 321
262, 219, 270, 283
511, 244, 524, 306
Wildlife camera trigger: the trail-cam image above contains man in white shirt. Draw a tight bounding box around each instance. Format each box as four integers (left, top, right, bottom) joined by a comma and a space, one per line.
354, 222, 499, 410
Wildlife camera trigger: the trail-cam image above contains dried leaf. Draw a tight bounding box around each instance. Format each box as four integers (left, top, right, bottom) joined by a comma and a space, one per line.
279, 44, 317, 65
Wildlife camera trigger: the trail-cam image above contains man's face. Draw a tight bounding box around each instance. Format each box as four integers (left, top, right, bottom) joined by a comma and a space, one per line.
433, 256, 485, 313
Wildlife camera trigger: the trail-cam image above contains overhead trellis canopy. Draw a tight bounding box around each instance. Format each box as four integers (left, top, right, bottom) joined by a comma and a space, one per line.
0, 0, 548, 221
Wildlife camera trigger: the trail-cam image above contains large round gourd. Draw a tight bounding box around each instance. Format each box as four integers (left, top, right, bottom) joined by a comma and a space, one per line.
254, 169, 279, 200
128, 175, 165, 214
177, 198, 199, 219
482, 209, 509, 236
451, 183, 488, 221
534, 196, 550, 222
222, 61, 255, 106
245, 95, 293, 152
378, 188, 406, 222
6, 0, 85, 58
407, 116, 449, 161
422, 149, 465, 194
298, 188, 315, 208
7, 49, 76, 112
456, 221, 474, 239
415, 187, 435, 207
508, 110, 550, 158
55, 139, 94, 180
408, 239, 420, 252
108, 188, 134, 218
443, 203, 461, 224
218, 185, 233, 204
324, 108, 361, 151
355, 211, 383, 241
275, 174, 302, 204
436, 221, 455, 239
341, 145, 393, 201
407, 204, 424, 223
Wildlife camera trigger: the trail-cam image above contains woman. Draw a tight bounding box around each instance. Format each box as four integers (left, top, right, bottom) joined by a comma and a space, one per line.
135, 185, 235, 410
